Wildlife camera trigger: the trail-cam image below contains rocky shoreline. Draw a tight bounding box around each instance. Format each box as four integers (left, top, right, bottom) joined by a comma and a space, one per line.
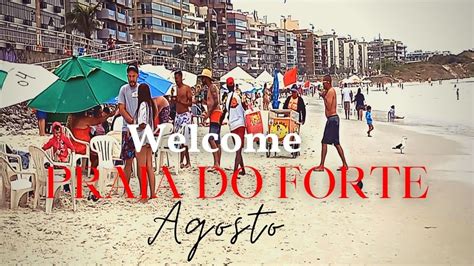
0, 103, 37, 136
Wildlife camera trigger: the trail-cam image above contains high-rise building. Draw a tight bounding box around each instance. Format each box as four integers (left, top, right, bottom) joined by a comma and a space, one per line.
272, 28, 286, 70
95, 0, 133, 44
246, 11, 262, 75
368, 38, 406, 72
293, 29, 322, 76
320, 34, 341, 74
133, 0, 194, 56
280, 15, 298, 31
286, 31, 297, 69
226, 9, 248, 70
257, 21, 277, 73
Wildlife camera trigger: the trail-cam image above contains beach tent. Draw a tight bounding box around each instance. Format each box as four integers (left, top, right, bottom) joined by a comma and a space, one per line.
348, 75, 362, 84
256, 70, 273, 85
0, 61, 58, 108
238, 81, 255, 93
179, 70, 198, 86
220, 66, 255, 83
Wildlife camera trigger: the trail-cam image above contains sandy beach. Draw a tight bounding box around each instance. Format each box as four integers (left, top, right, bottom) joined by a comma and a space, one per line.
0, 94, 472, 264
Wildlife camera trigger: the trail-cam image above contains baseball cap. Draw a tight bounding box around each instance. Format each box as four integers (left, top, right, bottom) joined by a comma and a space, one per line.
226, 77, 234, 87
127, 64, 139, 74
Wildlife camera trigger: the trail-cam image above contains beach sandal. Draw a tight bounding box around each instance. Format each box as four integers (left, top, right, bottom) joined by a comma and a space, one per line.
313, 166, 324, 172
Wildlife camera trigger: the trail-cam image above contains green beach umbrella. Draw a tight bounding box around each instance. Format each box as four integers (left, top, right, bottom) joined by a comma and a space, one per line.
28, 56, 128, 113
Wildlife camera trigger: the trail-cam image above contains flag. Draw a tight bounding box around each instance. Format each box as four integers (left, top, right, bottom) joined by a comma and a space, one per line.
283, 67, 297, 88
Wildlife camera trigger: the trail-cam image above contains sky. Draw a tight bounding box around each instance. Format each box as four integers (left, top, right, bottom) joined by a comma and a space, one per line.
232, 0, 473, 54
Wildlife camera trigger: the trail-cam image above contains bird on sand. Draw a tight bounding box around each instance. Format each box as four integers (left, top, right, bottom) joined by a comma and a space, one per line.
392, 136, 407, 154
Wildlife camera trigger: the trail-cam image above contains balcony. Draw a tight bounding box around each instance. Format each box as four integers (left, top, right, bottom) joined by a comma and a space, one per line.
116, 12, 126, 24
143, 39, 175, 50
249, 46, 261, 51
142, 10, 191, 25
157, 26, 191, 38
185, 27, 205, 35
126, 16, 132, 26
184, 14, 205, 23
97, 8, 116, 21
248, 26, 260, 31
117, 31, 129, 42
98, 28, 116, 40
248, 36, 261, 42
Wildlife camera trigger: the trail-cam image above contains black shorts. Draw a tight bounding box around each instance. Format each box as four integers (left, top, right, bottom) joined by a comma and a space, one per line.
322, 115, 340, 145
209, 123, 221, 144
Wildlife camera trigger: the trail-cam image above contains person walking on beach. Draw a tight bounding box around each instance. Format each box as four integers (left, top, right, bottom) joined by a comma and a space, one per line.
174, 70, 193, 169
456, 87, 459, 100
134, 84, 157, 203
352, 88, 365, 121
315, 75, 353, 178
366, 105, 374, 137
201, 69, 223, 168
224, 77, 247, 176
341, 85, 351, 120
118, 64, 140, 185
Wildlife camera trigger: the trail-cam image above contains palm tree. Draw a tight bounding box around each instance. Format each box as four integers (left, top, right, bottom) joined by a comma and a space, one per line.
64, 3, 101, 39
171, 44, 184, 59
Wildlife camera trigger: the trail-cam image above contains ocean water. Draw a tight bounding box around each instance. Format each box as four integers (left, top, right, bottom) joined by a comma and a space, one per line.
348, 78, 474, 138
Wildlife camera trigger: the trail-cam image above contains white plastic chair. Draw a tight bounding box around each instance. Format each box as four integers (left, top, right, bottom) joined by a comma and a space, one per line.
154, 123, 180, 174
28, 146, 76, 213
0, 157, 36, 209
90, 136, 123, 196
63, 126, 90, 175
0, 143, 25, 173
111, 116, 124, 132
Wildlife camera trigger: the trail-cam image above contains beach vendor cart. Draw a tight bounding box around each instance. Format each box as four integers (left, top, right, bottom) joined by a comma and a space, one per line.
266, 109, 301, 158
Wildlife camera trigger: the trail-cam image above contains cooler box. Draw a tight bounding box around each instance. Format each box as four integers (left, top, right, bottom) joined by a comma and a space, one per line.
245, 110, 264, 135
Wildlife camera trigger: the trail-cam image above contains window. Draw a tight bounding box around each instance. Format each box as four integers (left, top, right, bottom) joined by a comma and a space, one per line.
229, 32, 242, 39
162, 35, 174, 43
227, 19, 247, 28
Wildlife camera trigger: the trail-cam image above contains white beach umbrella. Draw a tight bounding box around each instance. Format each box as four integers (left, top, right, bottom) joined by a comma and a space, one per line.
0, 61, 58, 108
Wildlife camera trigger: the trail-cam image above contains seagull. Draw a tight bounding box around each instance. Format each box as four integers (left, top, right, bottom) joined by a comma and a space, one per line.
392, 136, 407, 154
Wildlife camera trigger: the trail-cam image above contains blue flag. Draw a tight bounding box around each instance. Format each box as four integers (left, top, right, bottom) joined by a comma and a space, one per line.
272, 69, 280, 109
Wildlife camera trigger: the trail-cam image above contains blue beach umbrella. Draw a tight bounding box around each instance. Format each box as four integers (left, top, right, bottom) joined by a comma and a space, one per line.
272, 69, 280, 109
105, 70, 173, 104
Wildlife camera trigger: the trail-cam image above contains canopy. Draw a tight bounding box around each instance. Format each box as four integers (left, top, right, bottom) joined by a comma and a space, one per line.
348, 75, 362, 83
28, 57, 128, 113
220, 66, 255, 83
255, 70, 273, 84
0, 61, 58, 108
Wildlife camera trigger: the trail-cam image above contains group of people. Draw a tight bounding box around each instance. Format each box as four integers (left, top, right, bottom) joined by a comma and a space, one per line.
36, 65, 369, 202
341, 86, 374, 137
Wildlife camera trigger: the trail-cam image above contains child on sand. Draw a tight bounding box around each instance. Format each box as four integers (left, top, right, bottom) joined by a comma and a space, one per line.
366, 106, 374, 137
42, 122, 75, 163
